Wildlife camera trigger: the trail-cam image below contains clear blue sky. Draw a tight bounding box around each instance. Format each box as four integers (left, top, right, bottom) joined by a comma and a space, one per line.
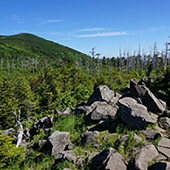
1, 0, 170, 57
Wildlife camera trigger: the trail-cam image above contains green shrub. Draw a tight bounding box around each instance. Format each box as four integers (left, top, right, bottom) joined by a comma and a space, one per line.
0, 133, 25, 169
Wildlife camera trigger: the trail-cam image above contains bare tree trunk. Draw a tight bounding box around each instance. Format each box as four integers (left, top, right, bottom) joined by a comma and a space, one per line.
6, 58, 10, 75
0, 58, 3, 69
14, 110, 23, 147
164, 42, 169, 70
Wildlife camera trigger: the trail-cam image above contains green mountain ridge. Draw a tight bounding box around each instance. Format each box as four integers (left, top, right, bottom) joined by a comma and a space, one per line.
0, 33, 88, 59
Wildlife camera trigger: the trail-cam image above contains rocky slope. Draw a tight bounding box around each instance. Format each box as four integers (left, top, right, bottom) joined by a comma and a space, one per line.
2, 79, 170, 170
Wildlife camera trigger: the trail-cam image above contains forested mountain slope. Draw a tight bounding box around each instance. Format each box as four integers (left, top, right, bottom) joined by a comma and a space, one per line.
0, 33, 170, 170
0, 33, 87, 59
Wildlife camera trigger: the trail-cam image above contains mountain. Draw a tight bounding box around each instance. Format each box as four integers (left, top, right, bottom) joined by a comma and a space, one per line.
0, 33, 88, 60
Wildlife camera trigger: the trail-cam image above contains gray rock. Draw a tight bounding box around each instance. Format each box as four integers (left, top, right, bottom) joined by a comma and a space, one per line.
84, 150, 99, 164
105, 151, 127, 170
158, 138, 170, 159
157, 153, 168, 161
158, 117, 170, 129
159, 99, 167, 110
130, 79, 146, 97
135, 144, 159, 170
130, 80, 166, 114
53, 150, 84, 169
90, 147, 113, 169
81, 131, 99, 146
87, 85, 121, 105
134, 134, 143, 143
55, 151, 78, 164
141, 129, 162, 140
90, 147, 127, 170
86, 101, 117, 122
141, 86, 167, 113
48, 131, 72, 156
118, 97, 157, 129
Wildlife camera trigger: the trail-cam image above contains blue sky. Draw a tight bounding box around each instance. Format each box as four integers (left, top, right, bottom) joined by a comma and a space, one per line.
1, 0, 170, 57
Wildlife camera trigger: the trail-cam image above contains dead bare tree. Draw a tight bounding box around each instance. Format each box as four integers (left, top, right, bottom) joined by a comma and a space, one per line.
0, 57, 3, 69
90, 47, 96, 58
164, 41, 170, 69
14, 110, 23, 147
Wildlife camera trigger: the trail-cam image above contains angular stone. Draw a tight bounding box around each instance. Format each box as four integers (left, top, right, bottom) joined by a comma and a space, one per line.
158, 138, 170, 159
118, 97, 157, 129
87, 85, 121, 105
106, 151, 127, 170
130, 80, 166, 114
48, 131, 71, 156
134, 134, 143, 142
90, 147, 127, 170
135, 144, 159, 170
141, 129, 162, 140
86, 101, 117, 122
55, 151, 78, 164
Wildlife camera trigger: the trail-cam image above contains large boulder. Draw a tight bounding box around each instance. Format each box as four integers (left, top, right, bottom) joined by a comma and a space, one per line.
48, 131, 72, 156
90, 147, 127, 170
85, 101, 117, 123
158, 138, 170, 159
135, 144, 159, 170
87, 85, 121, 105
118, 97, 157, 129
130, 79, 166, 114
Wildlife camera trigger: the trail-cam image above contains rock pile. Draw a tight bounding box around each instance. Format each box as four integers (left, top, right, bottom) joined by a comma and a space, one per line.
3, 79, 170, 170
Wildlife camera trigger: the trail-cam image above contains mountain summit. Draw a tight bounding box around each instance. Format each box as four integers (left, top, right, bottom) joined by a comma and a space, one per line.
0, 33, 88, 59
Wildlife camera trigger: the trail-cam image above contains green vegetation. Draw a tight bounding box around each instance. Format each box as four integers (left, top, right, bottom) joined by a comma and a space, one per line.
0, 33, 169, 169
0, 133, 25, 169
